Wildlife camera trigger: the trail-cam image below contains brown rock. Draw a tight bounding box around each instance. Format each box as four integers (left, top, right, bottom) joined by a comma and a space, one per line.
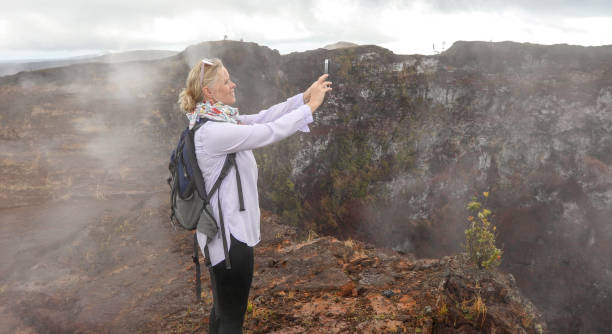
338, 281, 355, 297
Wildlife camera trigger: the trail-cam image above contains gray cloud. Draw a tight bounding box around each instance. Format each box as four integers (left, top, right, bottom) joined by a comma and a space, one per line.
0, 0, 611, 59
424, 0, 612, 16
0, 0, 316, 50
1, 0, 397, 55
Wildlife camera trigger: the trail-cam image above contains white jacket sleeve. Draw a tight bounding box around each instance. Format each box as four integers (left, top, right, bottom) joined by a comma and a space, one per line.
203, 104, 313, 155
236, 93, 304, 125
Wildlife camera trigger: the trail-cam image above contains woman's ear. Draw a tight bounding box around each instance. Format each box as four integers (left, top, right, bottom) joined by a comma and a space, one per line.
202, 86, 213, 102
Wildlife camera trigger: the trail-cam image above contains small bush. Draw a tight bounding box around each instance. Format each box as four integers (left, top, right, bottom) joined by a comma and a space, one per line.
464, 191, 502, 269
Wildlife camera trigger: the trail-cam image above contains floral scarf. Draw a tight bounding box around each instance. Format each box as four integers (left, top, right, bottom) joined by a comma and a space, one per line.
186, 101, 240, 129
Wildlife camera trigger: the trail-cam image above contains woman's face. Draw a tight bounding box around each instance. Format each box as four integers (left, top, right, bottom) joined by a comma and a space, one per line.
207, 66, 236, 105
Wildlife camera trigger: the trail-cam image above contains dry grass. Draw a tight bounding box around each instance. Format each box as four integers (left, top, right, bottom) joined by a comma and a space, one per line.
344, 238, 355, 249
459, 294, 487, 327
437, 301, 448, 319
472, 295, 487, 327
306, 230, 319, 242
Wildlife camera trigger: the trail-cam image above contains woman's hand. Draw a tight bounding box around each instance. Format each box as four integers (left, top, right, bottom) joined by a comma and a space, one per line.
303, 79, 315, 103
305, 74, 332, 113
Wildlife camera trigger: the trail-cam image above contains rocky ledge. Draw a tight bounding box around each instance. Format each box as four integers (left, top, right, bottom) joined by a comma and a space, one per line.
157, 212, 546, 333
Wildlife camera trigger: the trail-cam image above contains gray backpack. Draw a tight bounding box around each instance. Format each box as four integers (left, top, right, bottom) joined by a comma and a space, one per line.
168, 119, 245, 299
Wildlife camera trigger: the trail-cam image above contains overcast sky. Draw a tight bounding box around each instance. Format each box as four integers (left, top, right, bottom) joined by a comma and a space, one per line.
1, 0, 611, 61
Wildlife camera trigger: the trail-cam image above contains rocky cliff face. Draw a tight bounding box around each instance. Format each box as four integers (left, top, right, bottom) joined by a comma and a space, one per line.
261, 41, 612, 333
1, 40, 610, 332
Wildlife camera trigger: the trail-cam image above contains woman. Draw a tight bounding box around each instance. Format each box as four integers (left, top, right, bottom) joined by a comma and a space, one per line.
178, 58, 331, 333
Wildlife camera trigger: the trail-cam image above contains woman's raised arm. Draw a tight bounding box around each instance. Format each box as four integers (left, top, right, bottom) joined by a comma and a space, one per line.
237, 93, 304, 125
198, 104, 313, 155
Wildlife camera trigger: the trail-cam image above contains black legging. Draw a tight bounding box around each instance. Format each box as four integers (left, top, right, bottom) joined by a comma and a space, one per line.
208, 234, 254, 334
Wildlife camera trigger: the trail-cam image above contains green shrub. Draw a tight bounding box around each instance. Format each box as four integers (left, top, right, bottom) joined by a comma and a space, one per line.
464, 192, 502, 269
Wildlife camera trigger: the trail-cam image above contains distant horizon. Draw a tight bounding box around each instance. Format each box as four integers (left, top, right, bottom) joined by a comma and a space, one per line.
0, 48, 180, 63
2, 38, 612, 63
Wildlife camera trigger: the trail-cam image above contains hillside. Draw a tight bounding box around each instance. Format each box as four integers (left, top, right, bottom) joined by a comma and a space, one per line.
0, 50, 178, 77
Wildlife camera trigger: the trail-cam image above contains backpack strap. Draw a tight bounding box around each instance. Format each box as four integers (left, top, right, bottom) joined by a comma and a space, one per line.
217, 192, 231, 269
192, 121, 206, 132
207, 153, 244, 208
192, 233, 201, 301
188, 121, 208, 200
227, 154, 245, 211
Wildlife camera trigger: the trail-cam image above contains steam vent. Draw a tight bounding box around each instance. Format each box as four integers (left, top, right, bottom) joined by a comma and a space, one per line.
1, 40, 611, 333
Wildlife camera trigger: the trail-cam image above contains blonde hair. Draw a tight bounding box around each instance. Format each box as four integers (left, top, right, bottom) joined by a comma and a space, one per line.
178, 58, 223, 112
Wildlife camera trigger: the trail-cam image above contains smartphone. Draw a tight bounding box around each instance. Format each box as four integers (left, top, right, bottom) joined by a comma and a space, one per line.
324, 59, 329, 74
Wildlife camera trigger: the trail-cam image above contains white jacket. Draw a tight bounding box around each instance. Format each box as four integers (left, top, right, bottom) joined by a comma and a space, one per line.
195, 93, 313, 266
